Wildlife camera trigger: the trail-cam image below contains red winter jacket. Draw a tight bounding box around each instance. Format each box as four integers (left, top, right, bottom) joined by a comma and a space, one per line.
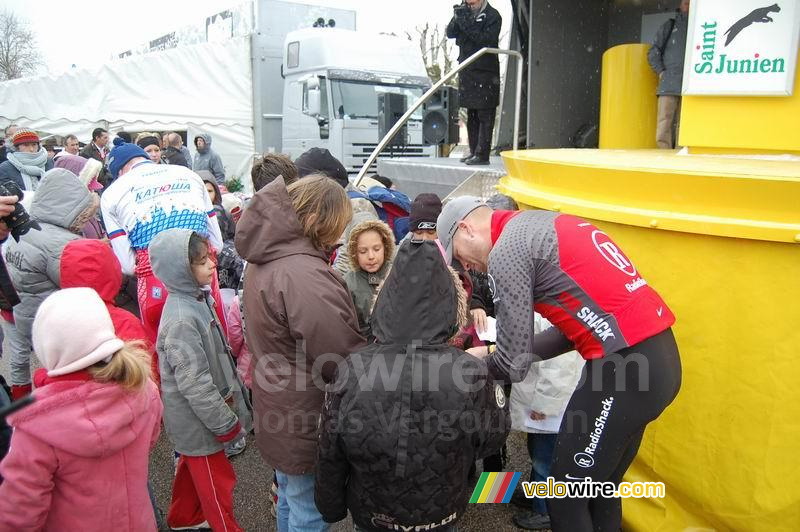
59, 239, 159, 385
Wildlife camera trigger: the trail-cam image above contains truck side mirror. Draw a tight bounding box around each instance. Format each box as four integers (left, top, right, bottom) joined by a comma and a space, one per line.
307, 88, 321, 117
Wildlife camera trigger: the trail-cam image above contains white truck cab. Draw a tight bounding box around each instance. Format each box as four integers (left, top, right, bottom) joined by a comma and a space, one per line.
281, 28, 436, 174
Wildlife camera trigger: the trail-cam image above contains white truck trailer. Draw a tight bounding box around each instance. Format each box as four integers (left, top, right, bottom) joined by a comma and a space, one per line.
275, 27, 436, 174
0, 0, 436, 186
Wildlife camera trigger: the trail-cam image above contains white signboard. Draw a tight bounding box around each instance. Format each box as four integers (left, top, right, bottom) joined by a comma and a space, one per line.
683, 0, 800, 95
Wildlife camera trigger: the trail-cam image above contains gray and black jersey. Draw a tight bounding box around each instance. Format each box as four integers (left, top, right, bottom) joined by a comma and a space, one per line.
487, 210, 675, 382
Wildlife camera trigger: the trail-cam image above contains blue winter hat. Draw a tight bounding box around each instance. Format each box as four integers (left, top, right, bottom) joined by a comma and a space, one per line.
107, 137, 149, 179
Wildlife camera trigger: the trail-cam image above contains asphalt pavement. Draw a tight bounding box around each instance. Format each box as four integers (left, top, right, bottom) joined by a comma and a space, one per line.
148, 430, 542, 532
2, 347, 548, 532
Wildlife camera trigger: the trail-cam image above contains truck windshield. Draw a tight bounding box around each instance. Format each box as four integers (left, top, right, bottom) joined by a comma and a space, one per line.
330, 80, 425, 120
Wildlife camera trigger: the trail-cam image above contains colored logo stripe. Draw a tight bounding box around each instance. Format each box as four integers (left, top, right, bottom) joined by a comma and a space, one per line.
500, 473, 522, 503
469, 473, 490, 503
469, 472, 522, 503
479, 472, 497, 503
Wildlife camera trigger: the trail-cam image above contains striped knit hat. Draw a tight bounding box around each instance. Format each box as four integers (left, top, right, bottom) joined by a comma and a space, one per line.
12, 128, 40, 146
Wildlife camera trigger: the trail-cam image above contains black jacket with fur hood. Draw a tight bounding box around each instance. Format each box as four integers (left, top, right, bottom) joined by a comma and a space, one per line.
315, 239, 510, 531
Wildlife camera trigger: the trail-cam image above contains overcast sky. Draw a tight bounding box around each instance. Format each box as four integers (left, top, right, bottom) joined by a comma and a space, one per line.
4, 0, 513, 74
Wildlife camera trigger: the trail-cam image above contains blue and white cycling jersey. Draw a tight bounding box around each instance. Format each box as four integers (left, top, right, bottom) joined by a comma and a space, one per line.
100, 161, 223, 275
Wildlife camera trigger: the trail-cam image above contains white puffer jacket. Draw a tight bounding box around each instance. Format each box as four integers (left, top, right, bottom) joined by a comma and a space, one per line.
4, 168, 99, 341
510, 313, 585, 434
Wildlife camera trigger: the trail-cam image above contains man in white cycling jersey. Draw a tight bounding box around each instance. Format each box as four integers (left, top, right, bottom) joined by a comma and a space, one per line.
101, 137, 225, 343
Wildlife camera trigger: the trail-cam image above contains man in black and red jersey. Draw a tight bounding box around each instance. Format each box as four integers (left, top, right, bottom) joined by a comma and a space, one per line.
437, 196, 682, 532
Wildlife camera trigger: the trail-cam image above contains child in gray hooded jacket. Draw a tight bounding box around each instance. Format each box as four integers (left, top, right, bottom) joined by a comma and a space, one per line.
150, 228, 251, 532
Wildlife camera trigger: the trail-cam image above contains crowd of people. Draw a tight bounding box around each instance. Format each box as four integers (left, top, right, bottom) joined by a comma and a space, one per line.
0, 3, 682, 527
0, 125, 226, 191
0, 116, 681, 532
0, 124, 505, 531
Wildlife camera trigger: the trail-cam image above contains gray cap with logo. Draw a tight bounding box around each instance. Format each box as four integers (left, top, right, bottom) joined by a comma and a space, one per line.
436, 195, 487, 264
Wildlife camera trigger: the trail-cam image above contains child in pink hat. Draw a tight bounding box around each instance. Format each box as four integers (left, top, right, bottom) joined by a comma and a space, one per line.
0, 288, 163, 531
53, 154, 105, 239
53, 153, 104, 192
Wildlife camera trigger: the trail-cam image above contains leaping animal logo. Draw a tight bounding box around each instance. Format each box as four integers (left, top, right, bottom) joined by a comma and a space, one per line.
724, 3, 781, 46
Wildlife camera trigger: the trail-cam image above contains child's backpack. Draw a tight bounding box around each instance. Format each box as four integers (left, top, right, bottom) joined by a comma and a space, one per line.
348, 186, 411, 243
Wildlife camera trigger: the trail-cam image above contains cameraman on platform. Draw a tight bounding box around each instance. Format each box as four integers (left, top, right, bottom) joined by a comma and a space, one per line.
447, 0, 502, 166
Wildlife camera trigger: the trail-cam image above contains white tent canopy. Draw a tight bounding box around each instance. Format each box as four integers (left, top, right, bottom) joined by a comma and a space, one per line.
0, 37, 255, 182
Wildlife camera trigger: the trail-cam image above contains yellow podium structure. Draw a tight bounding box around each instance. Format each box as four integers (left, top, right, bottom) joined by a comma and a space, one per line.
499, 45, 800, 531
599, 44, 659, 149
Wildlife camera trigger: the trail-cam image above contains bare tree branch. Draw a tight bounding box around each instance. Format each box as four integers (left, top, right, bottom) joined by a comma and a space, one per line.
411, 23, 458, 85
0, 10, 44, 81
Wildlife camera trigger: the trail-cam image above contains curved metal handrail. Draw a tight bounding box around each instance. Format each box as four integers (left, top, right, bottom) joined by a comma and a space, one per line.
354, 47, 523, 187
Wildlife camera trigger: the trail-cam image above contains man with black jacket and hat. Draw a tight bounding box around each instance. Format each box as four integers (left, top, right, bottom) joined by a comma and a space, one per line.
447, 0, 502, 166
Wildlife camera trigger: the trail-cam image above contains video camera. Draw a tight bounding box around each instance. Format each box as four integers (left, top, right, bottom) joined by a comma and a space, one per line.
453, 1, 471, 16
0, 181, 41, 242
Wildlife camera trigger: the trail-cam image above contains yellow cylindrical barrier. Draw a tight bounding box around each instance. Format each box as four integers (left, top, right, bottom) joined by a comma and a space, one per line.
599, 44, 658, 149
499, 149, 800, 531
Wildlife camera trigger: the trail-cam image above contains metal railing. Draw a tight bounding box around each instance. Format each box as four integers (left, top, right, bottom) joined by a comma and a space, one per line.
354, 47, 524, 187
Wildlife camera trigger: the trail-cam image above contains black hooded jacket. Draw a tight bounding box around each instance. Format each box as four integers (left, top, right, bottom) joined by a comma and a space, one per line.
315, 240, 510, 531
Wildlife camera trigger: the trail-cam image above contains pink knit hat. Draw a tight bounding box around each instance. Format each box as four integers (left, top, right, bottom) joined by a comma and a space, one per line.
54, 154, 104, 192
33, 288, 124, 377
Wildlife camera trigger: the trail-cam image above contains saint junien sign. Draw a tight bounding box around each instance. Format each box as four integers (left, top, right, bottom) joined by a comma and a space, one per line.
683, 0, 800, 95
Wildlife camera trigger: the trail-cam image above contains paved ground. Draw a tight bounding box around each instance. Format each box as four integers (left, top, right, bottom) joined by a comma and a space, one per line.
3, 350, 547, 532
149, 430, 543, 532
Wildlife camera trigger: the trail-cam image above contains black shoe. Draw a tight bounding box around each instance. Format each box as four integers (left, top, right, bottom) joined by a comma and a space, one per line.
512, 511, 551, 530
459, 153, 474, 163
464, 156, 490, 165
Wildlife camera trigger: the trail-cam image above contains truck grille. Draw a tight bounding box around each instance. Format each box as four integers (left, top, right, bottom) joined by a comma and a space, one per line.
346, 143, 432, 175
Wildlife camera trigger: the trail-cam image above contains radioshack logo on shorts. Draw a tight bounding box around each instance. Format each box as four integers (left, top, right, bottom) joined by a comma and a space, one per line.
575, 397, 615, 468
494, 384, 506, 408
574, 453, 594, 468
591, 230, 637, 277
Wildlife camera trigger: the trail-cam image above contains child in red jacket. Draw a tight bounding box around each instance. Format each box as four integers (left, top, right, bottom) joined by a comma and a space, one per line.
60, 239, 159, 385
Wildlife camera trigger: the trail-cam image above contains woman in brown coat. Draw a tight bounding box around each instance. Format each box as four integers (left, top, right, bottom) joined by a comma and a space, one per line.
235, 174, 365, 531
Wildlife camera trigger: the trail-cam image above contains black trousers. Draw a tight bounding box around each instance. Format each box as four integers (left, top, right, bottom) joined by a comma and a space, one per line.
466, 108, 496, 160
547, 328, 682, 532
